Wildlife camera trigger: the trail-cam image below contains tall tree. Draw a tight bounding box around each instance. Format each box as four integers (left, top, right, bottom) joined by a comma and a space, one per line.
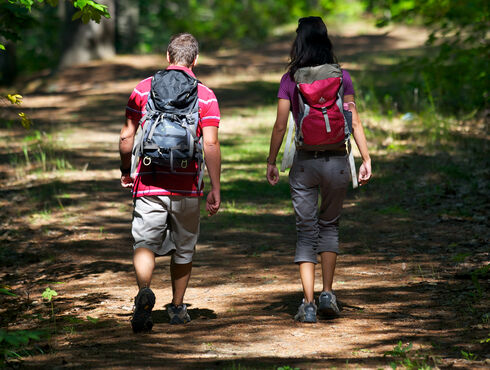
115, 0, 138, 53
59, 0, 115, 67
1, 0, 111, 127
0, 0, 111, 82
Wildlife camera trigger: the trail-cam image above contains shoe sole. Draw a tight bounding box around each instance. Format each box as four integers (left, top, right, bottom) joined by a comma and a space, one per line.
169, 315, 191, 325
318, 306, 339, 318
300, 316, 317, 323
294, 310, 317, 323
131, 289, 155, 333
295, 317, 317, 323
318, 300, 340, 318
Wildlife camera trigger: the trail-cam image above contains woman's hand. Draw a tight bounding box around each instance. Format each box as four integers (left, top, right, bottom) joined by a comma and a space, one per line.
358, 160, 372, 186
266, 163, 279, 186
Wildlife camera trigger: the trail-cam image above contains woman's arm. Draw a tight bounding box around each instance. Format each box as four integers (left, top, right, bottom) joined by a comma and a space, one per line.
344, 94, 372, 186
266, 98, 291, 186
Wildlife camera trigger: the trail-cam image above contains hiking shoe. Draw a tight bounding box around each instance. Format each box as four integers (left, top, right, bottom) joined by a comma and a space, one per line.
318, 291, 340, 318
294, 299, 317, 323
167, 303, 191, 325
131, 287, 155, 333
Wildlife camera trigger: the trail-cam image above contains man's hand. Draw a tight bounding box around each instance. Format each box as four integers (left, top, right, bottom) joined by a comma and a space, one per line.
121, 174, 134, 188
358, 160, 372, 186
266, 163, 279, 186
206, 188, 220, 216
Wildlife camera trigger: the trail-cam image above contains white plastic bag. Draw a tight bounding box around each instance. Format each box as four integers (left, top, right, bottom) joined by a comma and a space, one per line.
280, 112, 295, 172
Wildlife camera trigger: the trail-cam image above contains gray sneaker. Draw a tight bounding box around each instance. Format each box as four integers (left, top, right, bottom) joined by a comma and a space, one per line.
131, 287, 155, 333
318, 291, 340, 318
294, 299, 317, 323
167, 303, 191, 324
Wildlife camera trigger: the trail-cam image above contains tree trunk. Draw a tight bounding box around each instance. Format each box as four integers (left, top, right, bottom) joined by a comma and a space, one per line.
59, 0, 115, 67
115, 0, 139, 53
0, 42, 17, 85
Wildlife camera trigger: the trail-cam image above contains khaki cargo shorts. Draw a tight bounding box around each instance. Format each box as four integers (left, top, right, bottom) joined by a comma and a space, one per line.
132, 195, 200, 264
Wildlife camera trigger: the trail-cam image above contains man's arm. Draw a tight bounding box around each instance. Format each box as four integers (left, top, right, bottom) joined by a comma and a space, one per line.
119, 117, 139, 188
202, 126, 221, 216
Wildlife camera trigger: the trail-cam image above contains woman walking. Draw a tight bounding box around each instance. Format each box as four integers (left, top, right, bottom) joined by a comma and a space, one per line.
266, 16, 372, 323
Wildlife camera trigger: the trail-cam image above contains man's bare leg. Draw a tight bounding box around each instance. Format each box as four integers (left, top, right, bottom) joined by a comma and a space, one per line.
170, 257, 192, 306
133, 247, 155, 289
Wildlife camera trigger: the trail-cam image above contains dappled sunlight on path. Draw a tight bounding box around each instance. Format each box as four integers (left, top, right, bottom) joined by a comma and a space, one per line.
0, 20, 488, 369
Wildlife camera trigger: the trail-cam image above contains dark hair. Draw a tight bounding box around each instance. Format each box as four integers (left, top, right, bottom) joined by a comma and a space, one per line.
288, 16, 337, 76
167, 33, 199, 67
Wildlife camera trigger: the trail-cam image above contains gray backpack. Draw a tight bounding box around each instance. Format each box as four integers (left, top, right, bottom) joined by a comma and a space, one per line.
132, 69, 203, 186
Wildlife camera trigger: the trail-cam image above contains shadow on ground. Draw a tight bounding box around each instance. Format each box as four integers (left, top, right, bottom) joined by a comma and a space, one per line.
0, 27, 488, 369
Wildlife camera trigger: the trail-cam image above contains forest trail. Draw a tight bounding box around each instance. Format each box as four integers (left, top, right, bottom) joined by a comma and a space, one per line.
1, 21, 488, 369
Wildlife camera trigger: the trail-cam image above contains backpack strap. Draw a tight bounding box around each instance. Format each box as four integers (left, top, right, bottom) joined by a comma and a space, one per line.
321, 107, 331, 133
196, 137, 204, 190
146, 113, 162, 142
130, 110, 152, 176
295, 86, 308, 147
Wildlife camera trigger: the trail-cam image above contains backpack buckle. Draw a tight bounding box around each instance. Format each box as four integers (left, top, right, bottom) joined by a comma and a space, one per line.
181, 159, 188, 168
143, 156, 152, 166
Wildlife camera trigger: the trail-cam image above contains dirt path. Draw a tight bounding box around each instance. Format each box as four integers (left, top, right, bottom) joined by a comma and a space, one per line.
1, 21, 488, 369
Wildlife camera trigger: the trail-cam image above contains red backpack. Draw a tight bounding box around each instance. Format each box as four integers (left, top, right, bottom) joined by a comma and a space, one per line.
294, 64, 352, 148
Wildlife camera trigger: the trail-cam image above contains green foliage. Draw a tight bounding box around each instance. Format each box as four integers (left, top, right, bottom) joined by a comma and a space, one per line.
42, 287, 58, 332
1, 94, 32, 129
85, 316, 99, 324
137, 0, 338, 52
41, 287, 57, 302
460, 350, 478, 361
6, 129, 77, 178
0, 1, 36, 44
0, 288, 17, 297
384, 341, 437, 369
72, 0, 110, 23
364, 0, 489, 114
0, 330, 44, 348
0, 0, 110, 49
0, 329, 48, 363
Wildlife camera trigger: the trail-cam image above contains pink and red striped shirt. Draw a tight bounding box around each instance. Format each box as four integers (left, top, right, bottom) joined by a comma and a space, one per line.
126, 65, 220, 198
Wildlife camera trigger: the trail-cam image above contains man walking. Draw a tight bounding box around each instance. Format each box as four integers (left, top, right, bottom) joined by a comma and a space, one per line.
119, 33, 221, 332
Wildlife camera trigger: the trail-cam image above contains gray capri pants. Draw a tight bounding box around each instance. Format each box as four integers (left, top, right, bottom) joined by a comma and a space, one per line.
289, 150, 350, 264
132, 195, 200, 264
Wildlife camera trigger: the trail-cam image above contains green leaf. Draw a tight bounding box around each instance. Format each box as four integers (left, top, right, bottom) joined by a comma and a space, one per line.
0, 287, 17, 296
6, 93, 23, 105
0, 44, 5, 50
19, 112, 32, 129
81, 13, 91, 23
42, 287, 57, 302
5, 333, 29, 347
73, 0, 88, 9
0, 329, 47, 348
86, 316, 99, 324
71, 10, 82, 21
